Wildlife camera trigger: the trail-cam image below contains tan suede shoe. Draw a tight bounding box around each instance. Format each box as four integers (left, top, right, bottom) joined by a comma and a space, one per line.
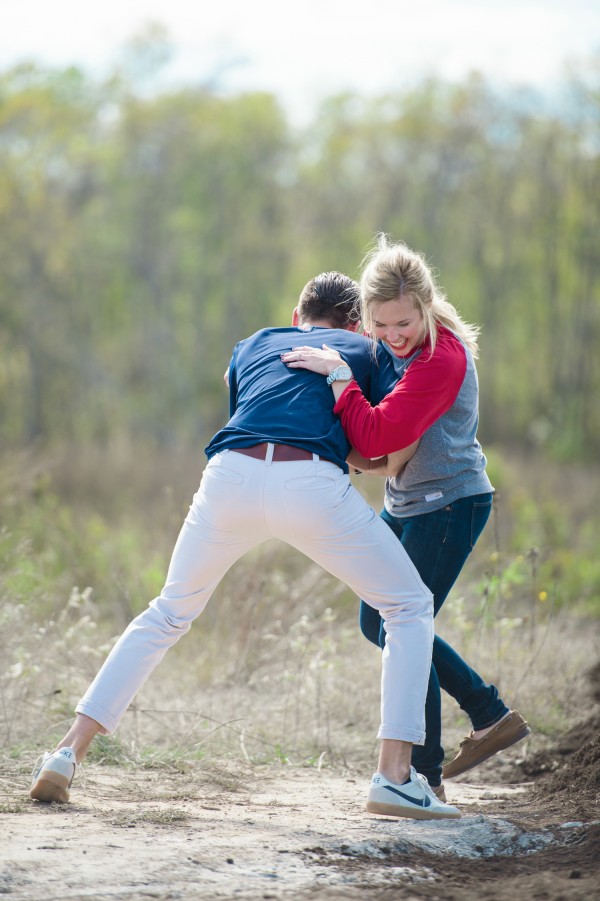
442, 710, 531, 779
431, 782, 447, 802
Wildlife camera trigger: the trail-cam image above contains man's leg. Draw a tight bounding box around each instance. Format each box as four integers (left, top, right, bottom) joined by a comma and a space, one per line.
377, 739, 413, 785
279, 473, 434, 755
57, 714, 101, 763
31, 451, 268, 801
75, 453, 269, 735
266, 458, 459, 817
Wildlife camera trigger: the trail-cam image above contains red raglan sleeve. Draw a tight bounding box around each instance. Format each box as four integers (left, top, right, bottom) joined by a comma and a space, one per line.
333, 335, 467, 457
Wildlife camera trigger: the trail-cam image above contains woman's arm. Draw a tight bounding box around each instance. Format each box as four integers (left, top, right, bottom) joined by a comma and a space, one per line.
347, 440, 419, 477
334, 339, 466, 457
281, 344, 355, 401
282, 334, 467, 458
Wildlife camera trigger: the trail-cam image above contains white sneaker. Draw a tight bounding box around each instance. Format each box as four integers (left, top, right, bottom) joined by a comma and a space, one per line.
366, 767, 461, 820
30, 747, 77, 803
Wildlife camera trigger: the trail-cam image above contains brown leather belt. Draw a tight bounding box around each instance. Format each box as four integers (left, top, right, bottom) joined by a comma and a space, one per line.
232, 442, 315, 462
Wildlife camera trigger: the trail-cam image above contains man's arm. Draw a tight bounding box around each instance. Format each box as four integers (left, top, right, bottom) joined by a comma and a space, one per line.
347, 440, 419, 477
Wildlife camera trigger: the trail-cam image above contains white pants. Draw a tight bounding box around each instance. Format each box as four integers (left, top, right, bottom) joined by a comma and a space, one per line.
77, 448, 433, 743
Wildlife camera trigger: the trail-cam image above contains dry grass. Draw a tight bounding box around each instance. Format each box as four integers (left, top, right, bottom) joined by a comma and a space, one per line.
1, 445, 598, 777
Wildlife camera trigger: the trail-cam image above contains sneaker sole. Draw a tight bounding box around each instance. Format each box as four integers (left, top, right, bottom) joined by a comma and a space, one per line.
30, 771, 71, 804
443, 725, 532, 779
366, 800, 461, 820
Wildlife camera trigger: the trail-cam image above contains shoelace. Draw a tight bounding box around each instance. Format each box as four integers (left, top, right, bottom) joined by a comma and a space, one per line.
67, 760, 82, 789
414, 770, 440, 802
31, 751, 50, 780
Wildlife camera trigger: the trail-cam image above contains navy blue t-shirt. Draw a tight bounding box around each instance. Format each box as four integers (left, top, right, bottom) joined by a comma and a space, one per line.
205, 326, 398, 473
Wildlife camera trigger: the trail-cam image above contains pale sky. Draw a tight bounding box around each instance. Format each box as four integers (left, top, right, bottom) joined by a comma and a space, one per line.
2, 0, 599, 122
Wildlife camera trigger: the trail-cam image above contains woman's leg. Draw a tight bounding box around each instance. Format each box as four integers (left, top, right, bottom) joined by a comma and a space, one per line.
432, 635, 506, 729
359, 494, 507, 785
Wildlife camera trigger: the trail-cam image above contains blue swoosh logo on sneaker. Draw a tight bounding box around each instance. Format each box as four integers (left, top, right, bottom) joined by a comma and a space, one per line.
383, 785, 431, 807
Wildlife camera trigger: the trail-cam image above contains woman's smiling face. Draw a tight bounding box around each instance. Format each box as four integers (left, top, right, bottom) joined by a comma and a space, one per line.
371, 295, 424, 357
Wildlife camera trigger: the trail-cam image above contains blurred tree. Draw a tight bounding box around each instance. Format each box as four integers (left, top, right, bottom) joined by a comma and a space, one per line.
0, 64, 107, 444
0, 64, 291, 449
0, 58, 598, 460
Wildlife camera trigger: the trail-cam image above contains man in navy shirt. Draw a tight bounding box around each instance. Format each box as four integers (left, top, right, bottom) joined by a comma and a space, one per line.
31, 272, 460, 820
208, 287, 396, 471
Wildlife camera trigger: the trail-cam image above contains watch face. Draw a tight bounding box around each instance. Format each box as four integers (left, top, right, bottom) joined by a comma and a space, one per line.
327, 364, 352, 385
330, 365, 351, 381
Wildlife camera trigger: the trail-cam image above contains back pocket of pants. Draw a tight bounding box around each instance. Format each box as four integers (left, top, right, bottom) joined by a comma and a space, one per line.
284, 475, 338, 492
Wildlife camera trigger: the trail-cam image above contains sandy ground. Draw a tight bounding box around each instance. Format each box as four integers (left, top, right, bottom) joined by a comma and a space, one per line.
1, 715, 599, 901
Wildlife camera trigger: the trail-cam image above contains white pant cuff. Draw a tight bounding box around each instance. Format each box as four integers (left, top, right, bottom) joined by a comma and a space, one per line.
377, 725, 426, 745
75, 700, 117, 735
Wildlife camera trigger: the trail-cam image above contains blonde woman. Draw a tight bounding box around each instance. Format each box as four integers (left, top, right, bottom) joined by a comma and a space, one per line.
282, 236, 531, 799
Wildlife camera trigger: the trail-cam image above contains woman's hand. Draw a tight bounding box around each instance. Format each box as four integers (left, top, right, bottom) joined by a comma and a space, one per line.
281, 344, 343, 376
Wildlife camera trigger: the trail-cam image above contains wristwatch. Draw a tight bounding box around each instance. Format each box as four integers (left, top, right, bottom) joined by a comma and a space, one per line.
326, 364, 353, 386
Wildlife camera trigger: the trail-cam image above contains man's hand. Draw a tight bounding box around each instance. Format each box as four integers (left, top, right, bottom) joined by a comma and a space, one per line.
223, 368, 230, 388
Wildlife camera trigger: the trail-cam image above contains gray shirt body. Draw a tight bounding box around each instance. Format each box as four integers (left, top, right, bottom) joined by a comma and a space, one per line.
383, 339, 494, 519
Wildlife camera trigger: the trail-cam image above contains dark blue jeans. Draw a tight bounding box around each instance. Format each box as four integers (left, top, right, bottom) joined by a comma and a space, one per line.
359, 493, 508, 786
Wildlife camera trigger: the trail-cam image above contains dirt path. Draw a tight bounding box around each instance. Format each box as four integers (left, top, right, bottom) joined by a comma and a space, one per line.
1, 748, 598, 901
